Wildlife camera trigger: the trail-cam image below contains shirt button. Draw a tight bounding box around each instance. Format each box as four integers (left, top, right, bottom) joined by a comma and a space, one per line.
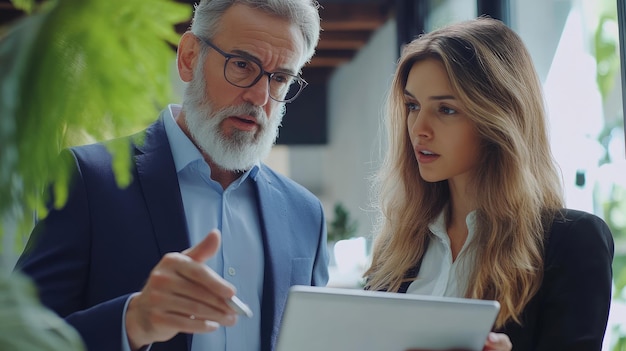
228, 267, 236, 276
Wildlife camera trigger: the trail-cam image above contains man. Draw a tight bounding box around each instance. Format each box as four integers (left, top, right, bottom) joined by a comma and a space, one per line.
15, 1, 328, 350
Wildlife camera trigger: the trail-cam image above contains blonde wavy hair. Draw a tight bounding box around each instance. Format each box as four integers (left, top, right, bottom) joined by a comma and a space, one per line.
364, 17, 564, 328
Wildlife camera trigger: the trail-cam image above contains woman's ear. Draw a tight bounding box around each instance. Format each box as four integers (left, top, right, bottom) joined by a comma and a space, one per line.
177, 31, 200, 83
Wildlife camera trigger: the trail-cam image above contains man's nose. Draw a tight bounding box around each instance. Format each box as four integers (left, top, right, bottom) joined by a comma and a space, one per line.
242, 76, 270, 107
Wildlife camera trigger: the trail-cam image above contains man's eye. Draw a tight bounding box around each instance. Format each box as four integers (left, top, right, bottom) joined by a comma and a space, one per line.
271, 73, 291, 84
232, 59, 250, 70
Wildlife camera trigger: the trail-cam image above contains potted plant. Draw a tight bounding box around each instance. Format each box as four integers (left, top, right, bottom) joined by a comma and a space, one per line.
326, 202, 359, 267
327, 202, 358, 243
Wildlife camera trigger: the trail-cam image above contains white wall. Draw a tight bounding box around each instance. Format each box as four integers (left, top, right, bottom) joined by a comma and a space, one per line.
287, 20, 398, 240
427, 0, 476, 30
511, 0, 570, 82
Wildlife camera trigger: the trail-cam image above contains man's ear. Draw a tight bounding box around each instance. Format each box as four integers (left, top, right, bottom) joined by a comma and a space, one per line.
177, 31, 200, 83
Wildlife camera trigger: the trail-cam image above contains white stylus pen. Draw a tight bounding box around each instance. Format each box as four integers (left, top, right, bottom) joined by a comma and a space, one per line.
228, 295, 253, 318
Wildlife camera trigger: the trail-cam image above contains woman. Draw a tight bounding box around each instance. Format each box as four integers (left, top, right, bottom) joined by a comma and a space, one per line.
364, 17, 614, 351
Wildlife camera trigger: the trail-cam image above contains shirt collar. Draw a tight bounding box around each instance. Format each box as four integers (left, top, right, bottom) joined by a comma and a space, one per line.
428, 209, 477, 244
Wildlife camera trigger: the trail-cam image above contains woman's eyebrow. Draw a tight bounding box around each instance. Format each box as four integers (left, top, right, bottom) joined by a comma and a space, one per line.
429, 95, 456, 101
403, 90, 456, 101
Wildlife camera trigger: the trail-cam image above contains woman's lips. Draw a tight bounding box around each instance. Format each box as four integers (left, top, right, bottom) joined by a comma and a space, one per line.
414, 146, 440, 163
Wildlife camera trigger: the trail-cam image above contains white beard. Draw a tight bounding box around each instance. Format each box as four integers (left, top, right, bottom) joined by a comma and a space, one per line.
182, 60, 285, 172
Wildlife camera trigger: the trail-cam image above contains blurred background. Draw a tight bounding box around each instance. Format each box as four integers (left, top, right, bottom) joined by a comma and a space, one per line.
1, 0, 625, 349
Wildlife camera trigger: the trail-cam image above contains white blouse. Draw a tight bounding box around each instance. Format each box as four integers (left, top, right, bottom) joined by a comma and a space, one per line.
406, 211, 477, 297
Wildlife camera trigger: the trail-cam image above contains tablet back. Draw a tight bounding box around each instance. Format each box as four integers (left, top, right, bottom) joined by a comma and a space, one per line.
276, 285, 500, 351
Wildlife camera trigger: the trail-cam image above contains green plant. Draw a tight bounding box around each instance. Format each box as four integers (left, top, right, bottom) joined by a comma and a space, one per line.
0, 0, 191, 348
327, 202, 358, 242
591, 1, 626, 349
0, 0, 191, 250
0, 271, 86, 350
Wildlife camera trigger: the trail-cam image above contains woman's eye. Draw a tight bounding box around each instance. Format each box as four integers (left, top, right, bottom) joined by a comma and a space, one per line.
440, 106, 457, 115
406, 102, 419, 111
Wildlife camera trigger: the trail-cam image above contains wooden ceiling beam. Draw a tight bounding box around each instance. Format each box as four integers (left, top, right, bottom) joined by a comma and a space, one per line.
307, 48, 357, 67
307, 56, 353, 68
319, 2, 391, 31
316, 39, 366, 50
317, 30, 373, 49
321, 19, 386, 31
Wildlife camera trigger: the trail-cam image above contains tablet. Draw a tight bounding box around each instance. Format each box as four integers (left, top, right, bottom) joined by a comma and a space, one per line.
276, 285, 500, 351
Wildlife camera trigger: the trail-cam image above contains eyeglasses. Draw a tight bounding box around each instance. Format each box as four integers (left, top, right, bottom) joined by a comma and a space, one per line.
196, 36, 308, 103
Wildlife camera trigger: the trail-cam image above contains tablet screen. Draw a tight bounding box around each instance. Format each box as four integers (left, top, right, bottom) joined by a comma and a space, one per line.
276, 285, 500, 351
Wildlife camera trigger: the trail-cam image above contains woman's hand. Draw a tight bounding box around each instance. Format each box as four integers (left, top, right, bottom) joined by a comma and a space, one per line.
483, 332, 512, 351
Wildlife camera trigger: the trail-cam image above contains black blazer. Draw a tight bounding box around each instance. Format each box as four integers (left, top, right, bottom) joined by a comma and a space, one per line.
398, 209, 614, 351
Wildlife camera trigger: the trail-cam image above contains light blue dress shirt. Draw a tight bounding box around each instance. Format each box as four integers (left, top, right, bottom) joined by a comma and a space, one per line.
120, 105, 264, 351
165, 104, 264, 351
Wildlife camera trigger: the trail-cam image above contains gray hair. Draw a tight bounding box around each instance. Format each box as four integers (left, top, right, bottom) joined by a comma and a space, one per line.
190, 0, 321, 67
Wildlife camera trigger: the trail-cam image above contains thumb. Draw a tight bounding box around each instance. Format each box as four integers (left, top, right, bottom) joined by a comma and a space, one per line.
183, 228, 221, 263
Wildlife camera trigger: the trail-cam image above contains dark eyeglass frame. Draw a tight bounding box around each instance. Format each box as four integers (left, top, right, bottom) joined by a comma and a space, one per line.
195, 35, 308, 103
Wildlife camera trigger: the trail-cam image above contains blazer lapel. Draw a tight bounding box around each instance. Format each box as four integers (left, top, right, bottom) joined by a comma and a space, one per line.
134, 116, 191, 257
132, 114, 195, 351
254, 170, 292, 351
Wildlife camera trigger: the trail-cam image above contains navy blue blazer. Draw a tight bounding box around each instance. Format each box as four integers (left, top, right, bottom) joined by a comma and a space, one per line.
397, 209, 614, 350
16, 116, 329, 351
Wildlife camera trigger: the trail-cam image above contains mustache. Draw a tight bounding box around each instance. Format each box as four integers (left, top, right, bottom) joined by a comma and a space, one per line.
217, 103, 267, 127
